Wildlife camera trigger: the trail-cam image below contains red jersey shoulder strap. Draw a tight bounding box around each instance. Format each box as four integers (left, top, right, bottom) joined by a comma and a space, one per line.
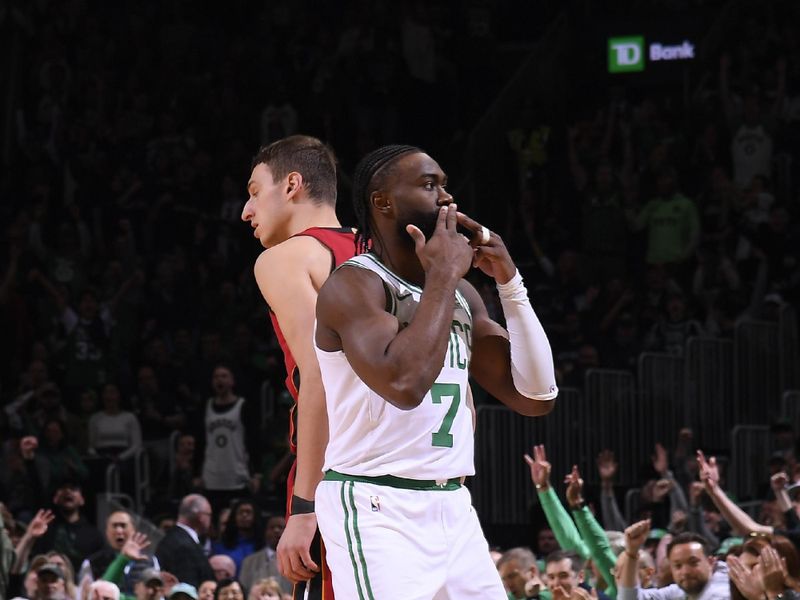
291, 227, 357, 273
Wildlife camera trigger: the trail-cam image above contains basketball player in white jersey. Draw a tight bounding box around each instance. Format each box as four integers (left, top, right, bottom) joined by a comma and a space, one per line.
313, 145, 559, 599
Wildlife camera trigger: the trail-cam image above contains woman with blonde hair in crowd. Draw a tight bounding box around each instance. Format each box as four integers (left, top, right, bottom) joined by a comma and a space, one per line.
247, 577, 285, 600
44, 550, 79, 599
16, 554, 50, 600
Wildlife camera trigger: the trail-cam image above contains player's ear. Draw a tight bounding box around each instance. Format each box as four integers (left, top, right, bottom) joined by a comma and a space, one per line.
372, 191, 391, 214
286, 172, 303, 199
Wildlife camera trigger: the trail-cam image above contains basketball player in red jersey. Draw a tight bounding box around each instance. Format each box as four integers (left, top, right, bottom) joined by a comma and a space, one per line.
241, 135, 356, 600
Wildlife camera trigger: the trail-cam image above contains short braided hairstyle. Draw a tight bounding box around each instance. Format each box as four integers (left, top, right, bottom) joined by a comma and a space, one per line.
352, 144, 422, 253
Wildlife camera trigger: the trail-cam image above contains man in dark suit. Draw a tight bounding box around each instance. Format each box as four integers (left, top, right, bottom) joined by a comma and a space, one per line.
155, 494, 215, 587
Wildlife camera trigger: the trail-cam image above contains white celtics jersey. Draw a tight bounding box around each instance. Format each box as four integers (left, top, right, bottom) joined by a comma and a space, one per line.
316, 253, 475, 480
201, 397, 250, 490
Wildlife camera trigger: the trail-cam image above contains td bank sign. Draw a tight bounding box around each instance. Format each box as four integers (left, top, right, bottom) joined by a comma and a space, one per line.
608, 36, 695, 73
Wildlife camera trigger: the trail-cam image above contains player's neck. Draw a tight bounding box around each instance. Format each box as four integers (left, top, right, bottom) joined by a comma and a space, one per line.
285, 203, 341, 239
371, 240, 426, 287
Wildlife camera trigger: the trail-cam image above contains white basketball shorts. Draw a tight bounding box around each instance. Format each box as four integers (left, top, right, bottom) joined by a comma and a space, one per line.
316, 472, 506, 600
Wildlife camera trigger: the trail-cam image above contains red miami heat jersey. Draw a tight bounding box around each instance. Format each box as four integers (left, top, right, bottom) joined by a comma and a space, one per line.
268, 227, 357, 454
268, 227, 356, 600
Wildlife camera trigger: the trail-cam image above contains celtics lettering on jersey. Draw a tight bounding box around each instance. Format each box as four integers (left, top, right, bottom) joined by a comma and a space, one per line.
208, 416, 239, 447
316, 253, 476, 480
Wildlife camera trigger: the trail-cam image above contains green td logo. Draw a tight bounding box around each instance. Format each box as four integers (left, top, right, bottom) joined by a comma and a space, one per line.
608, 36, 645, 73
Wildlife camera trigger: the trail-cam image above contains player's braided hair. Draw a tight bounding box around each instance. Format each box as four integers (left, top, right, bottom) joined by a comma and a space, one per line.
352, 144, 422, 253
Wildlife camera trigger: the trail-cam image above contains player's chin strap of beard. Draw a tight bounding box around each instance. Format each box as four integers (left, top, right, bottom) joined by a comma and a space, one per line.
496, 268, 559, 401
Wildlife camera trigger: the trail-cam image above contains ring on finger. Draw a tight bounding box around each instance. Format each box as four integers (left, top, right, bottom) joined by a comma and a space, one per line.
479, 225, 490, 245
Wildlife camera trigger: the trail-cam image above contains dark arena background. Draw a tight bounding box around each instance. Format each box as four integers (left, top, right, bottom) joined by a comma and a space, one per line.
0, 0, 798, 598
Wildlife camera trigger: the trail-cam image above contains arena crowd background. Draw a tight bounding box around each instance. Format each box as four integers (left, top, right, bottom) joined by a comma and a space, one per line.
0, 0, 798, 586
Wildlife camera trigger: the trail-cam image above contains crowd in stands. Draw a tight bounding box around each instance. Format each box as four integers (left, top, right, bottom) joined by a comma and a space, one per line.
1, 490, 290, 599
1, 0, 799, 599
3, 428, 800, 599
493, 436, 800, 600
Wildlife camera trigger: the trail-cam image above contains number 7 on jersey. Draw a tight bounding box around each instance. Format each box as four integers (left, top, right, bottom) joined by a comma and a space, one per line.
431, 382, 460, 448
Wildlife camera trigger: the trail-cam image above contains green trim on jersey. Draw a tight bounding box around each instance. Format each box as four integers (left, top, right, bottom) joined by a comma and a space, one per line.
326, 470, 462, 491
345, 252, 472, 318
360, 252, 422, 292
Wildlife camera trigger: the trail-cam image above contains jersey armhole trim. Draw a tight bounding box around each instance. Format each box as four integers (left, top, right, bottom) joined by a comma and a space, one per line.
290, 233, 337, 274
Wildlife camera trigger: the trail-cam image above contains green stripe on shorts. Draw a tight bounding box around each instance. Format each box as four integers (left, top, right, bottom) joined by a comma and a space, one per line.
340, 482, 366, 600
348, 481, 375, 599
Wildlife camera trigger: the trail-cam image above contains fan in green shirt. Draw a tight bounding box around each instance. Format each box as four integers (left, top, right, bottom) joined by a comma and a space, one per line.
628, 168, 700, 266
100, 532, 165, 600
525, 445, 619, 598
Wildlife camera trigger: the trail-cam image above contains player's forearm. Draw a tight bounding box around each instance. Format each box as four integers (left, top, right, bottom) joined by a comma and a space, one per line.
379, 280, 461, 408
497, 271, 558, 400
293, 380, 329, 500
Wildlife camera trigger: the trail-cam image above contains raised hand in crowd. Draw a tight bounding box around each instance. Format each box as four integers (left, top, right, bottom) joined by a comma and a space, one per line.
597, 449, 627, 531
616, 519, 651, 589
20, 435, 38, 460
12, 508, 55, 572
669, 509, 688, 534
771, 471, 789, 492
524, 444, 552, 492
624, 519, 651, 556
697, 450, 720, 490
651, 478, 674, 503
770, 472, 793, 513
120, 531, 150, 560
564, 465, 585, 509
27, 508, 54, 537
697, 448, 773, 536
688, 482, 704, 507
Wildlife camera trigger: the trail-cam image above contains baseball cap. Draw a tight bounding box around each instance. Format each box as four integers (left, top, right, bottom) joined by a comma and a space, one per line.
169, 583, 199, 600
138, 567, 164, 585
37, 563, 65, 580
715, 536, 744, 556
